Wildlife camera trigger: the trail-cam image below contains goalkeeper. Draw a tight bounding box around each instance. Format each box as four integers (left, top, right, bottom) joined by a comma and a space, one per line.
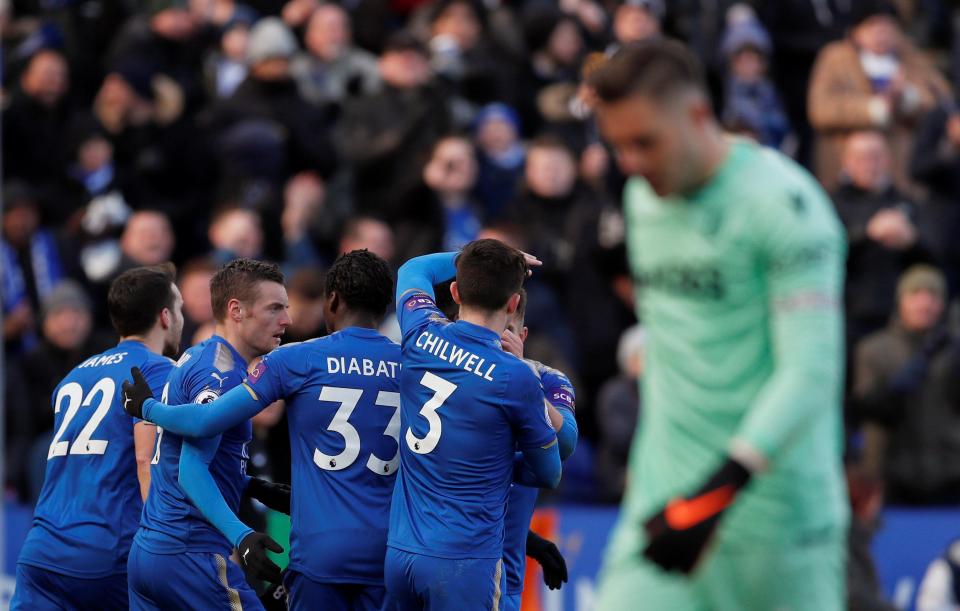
589, 40, 849, 610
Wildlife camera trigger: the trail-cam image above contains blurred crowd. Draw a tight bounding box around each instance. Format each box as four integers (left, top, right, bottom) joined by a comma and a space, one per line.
4, 0, 960, 535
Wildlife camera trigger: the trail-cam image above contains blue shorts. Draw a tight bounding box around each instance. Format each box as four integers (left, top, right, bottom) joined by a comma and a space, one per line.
11, 564, 127, 611
383, 547, 505, 611
127, 540, 262, 610
501, 592, 522, 611
284, 569, 385, 611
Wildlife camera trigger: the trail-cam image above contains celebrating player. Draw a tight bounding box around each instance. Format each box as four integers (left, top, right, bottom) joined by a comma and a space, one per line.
590, 40, 848, 610
499, 289, 578, 611
124, 250, 400, 611
383, 241, 561, 611
125, 258, 292, 610
12, 265, 184, 610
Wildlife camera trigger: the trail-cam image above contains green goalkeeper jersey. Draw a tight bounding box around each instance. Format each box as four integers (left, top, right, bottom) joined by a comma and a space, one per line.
620, 139, 848, 546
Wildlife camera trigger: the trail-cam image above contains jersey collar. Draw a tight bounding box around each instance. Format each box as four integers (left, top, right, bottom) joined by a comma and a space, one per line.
210, 334, 249, 370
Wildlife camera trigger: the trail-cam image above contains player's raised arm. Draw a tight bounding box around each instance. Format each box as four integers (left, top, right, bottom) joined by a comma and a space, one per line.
537, 364, 578, 461
396, 252, 458, 304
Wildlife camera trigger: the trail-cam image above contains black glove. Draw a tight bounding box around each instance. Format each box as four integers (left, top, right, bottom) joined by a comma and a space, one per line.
526, 530, 568, 590
238, 531, 284, 584
258, 581, 288, 611
122, 367, 154, 420
246, 477, 291, 514
643, 457, 751, 574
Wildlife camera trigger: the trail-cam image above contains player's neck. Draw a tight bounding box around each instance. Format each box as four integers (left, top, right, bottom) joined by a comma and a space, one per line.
214, 323, 260, 365
120, 329, 164, 356
330, 310, 379, 333
457, 306, 508, 336
682, 128, 730, 196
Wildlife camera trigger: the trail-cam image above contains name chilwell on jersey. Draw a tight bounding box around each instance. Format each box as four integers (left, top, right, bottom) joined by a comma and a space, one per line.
414, 330, 497, 381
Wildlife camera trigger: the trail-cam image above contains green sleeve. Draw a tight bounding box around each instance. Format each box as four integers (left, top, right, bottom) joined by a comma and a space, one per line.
733, 179, 847, 465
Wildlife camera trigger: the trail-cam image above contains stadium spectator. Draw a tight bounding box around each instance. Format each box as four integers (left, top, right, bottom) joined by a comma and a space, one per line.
281, 171, 328, 272
719, 6, 790, 149
852, 265, 960, 505
595, 324, 645, 503
202, 10, 254, 99
472, 103, 525, 222
808, 0, 951, 196
177, 257, 218, 349
291, 3, 381, 107
609, 0, 662, 50
910, 99, 960, 293
3, 49, 73, 189
207, 16, 338, 185
338, 216, 396, 265
834, 130, 932, 346
392, 134, 482, 262
208, 207, 264, 263
2, 183, 71, 340
335, 30, 451, 217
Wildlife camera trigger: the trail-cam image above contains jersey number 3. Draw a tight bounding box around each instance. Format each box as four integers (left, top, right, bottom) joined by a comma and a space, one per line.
405, 372, 457, 455
48, 378, 115, 459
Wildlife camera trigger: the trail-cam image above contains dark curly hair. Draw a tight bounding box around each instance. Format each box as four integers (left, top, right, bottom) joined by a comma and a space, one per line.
325, 250, 394, 317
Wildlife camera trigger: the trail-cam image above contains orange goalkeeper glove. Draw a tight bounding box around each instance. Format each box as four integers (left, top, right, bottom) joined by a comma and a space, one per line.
642, 457, 751, 574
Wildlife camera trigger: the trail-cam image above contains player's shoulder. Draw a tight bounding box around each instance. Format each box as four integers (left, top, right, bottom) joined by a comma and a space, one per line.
735, 142, 835, 221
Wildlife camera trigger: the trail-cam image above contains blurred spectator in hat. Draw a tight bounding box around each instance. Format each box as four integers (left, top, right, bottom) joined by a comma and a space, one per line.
3, 48, 73, 189
336, 30, 451, 218
207, 16, 338, 184
834, 130, 934, 348
472, 103, 525, 222
719, 4, 790, 149
291, 3, 381, 107
202, 9, 255, 99
852, 264, 960, 505
808, 0, 951, 197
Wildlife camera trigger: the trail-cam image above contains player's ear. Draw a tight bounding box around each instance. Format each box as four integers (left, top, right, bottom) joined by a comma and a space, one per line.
326, 290, 339, 314
450, 281, 462, 305
520, 326, 529, 342
228, 298, 243, 322
505, 292, 520, 315
159, 307, 171, 330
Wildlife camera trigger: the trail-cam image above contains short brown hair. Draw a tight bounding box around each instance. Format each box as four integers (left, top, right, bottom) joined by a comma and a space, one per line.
108, 263, 177, 336
455, 239, 526, 311
588, 38, 707, 104
210, 258, 285, 322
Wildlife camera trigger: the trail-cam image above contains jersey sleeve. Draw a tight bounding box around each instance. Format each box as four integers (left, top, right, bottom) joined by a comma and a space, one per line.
733, 172, 846, 466
178, 434, 253, 548
534, 362, 578, 460
506, 366, 559, 451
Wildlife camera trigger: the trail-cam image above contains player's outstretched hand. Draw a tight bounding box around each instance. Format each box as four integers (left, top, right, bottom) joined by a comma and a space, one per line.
122, 367, 154, 420
526, 530, 568, 590
519, 250, 542, 276
246, 477, 291, 514
642, 457, 751, 574
238, 531, 284, 584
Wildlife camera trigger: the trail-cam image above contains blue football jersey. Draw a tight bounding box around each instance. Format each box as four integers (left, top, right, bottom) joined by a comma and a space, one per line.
502, 361, 576, 595
244, 327, 402, 584
17, 340, 172, 578
387, 292, 556, 560
136, 335, 252, 555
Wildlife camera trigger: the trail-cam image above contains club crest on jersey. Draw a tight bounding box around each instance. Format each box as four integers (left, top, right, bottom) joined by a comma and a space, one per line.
406, 295, 435, 311
249, 360, 268, 384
